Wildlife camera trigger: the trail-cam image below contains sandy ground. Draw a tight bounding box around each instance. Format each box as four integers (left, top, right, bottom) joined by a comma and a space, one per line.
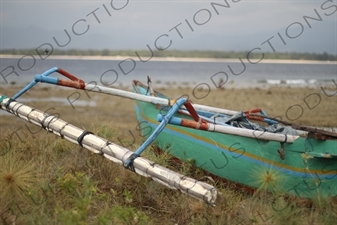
0, 83, 336, 139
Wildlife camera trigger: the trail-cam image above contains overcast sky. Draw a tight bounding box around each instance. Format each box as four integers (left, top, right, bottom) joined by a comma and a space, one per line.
1, 0, 336, 54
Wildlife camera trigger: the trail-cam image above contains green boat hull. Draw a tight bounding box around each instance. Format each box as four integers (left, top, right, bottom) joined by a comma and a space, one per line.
133, 85, 337, 199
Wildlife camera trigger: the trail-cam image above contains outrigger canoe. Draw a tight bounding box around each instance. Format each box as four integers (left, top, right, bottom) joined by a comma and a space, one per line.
132, 80, 337, 199
2, 67, 336, 200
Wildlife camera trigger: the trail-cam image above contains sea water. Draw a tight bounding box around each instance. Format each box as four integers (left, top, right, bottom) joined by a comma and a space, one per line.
0, 57, 336, 89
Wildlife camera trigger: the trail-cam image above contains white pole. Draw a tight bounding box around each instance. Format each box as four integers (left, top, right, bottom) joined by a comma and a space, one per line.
207, 123, 299, 143
0, 96, 218, 206
84, 83, 238, 115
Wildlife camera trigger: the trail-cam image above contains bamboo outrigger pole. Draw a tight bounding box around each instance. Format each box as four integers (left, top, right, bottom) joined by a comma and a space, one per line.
0, 95, 218, 205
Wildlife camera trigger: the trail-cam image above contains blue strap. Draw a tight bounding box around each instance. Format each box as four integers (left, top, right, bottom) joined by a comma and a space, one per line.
260, 109, 278, 125
264, 118, 278, 125
124, 98, 187, 170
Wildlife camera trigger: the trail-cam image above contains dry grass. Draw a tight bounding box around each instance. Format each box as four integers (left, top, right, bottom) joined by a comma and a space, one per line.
0, 83, 336, 224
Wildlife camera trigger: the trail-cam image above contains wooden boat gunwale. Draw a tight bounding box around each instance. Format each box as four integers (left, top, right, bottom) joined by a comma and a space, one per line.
2, 67, 335, 200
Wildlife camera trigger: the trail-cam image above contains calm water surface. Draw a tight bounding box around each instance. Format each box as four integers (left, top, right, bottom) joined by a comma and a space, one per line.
0, 57, 336, 89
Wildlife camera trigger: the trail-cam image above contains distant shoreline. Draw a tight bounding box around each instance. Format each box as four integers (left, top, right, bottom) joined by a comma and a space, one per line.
1, 54, 336, 64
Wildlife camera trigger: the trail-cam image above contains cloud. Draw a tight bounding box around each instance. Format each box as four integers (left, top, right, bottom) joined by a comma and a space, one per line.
1, 0, 336, 54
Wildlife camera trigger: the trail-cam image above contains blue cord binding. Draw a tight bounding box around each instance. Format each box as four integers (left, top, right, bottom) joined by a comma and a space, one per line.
124, 98, 187, 171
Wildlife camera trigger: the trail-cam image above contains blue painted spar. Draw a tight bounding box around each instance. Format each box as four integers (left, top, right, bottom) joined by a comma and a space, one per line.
35, 75, 59, 84
157, 114, 182, 126
123, 98, 187, 168
12, 67, 59, 100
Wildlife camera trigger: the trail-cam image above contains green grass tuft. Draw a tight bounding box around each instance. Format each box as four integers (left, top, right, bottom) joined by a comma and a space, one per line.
0, 127, 336, 225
